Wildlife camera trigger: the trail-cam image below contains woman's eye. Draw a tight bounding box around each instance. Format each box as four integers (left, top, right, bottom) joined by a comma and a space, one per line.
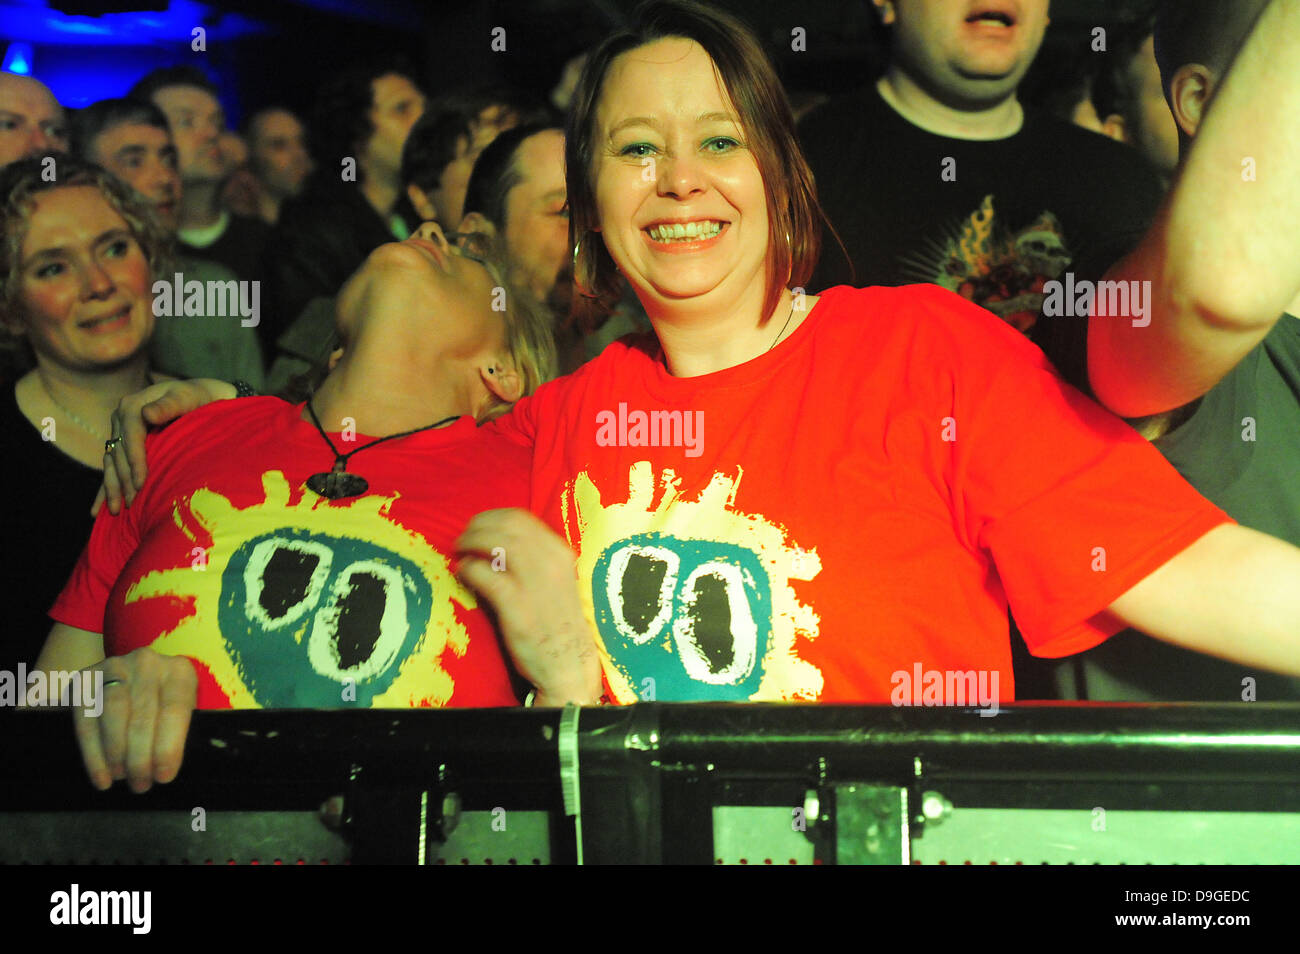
620, 142, 655, 159
105, 239, 131, 257
35, 262, 64, 279
704, 136, 739, 153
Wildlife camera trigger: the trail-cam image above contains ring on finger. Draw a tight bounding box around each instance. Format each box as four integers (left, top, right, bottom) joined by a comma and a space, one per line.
104, 437, 123, 453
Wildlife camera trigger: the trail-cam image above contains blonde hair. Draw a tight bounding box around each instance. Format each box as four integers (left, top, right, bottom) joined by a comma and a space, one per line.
470, 232, 559, 422
281, 232, 559, 420
0, 154, 171, 374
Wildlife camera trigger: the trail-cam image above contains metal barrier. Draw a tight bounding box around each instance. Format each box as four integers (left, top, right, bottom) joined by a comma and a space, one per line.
4, 703, 1299, 864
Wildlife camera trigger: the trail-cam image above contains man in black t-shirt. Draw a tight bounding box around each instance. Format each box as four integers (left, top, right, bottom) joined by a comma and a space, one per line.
800, 0, 1166, 338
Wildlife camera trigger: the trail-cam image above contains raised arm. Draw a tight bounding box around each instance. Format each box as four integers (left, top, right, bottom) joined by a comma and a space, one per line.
1090, 0, 1300, 418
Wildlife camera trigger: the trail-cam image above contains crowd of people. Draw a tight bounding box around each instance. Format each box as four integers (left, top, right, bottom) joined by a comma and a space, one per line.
3, 0, 1299, 792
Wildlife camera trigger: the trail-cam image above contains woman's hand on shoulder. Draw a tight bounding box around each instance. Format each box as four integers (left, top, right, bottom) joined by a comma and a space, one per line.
94, 378, 239, 516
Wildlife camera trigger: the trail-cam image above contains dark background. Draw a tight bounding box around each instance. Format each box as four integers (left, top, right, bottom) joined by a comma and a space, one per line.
2, 0, 1161, 124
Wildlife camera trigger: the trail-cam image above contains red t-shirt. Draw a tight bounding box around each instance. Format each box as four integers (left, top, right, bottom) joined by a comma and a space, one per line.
52, 397, 524, 709
493, 284, 1232, 703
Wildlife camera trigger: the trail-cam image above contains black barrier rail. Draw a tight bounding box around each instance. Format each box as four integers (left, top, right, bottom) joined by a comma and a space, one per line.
4, 703, 1300, 864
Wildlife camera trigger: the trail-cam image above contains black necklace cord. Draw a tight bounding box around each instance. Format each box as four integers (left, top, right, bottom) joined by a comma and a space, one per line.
305, 399, 460, 471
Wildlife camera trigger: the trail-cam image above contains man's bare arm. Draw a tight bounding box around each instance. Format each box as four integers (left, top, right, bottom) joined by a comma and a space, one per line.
1091, 0, 1300, 418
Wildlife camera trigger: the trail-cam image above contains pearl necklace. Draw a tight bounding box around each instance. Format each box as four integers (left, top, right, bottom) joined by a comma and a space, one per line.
38, 374, 111, 440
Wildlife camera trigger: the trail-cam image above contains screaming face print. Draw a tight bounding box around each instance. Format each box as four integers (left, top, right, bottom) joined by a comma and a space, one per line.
564, 461, 824, 701
122, 471, 475, 707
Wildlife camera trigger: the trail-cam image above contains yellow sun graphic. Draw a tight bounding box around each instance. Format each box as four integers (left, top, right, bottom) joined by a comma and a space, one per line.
123, 471, 474, 707
563, 461, 823, 701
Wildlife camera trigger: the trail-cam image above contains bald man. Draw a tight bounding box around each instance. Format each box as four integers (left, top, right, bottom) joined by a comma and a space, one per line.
0, 73, 68, 167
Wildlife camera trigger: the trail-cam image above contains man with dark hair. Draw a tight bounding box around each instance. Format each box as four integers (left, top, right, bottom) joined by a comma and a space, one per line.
459, 125, 567, 309
0, 72, 68, 168
457, 124, 650, 372
72, 97, 264, 387
1089, 14, 1179, 182
801, 0, 1166, 335
267, 61, 424, 349
402, 107, 478, 228
1042, 0, 1300, 701
128, 66, 270, 293
242, 107, 312, 225
70, 98, 180, 229
402, 88, 549, 230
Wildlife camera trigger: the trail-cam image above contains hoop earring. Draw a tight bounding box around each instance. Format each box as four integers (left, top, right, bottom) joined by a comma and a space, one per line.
572, 231, 599, 299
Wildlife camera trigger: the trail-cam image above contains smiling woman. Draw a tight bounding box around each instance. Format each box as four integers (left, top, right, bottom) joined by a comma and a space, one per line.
567, 5, 821, 347
0, 155, 167, 675
475, 0, 1300, 705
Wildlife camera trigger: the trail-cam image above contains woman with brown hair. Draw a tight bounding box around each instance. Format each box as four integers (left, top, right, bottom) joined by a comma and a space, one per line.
476, 0, 1300, 705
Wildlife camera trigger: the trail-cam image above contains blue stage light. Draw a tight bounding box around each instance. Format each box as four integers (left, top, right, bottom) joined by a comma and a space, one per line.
2, 42, 36, 75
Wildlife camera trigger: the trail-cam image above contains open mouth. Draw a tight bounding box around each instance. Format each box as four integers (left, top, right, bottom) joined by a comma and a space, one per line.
966, 10, 1016, 27
645, 219, 727, 243
79, 305, 131, 330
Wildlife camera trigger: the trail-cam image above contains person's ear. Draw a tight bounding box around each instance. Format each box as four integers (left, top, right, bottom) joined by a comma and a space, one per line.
1100, 112, 1129, 144
457, 211, 498, 238
872, 0, 896, 26
481, 360, 523, 404
407, 183, 438, 223
1169, 63, 1216, 139
327, 346, 345, 372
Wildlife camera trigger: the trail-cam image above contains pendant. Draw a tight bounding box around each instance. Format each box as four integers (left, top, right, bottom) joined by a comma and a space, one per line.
306, 469, 369, 500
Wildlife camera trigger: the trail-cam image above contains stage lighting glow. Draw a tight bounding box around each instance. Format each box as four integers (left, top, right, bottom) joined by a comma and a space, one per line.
2, 42, 35, 75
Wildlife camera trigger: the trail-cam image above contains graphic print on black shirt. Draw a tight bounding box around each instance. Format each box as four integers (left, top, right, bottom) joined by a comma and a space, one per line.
800, 85, 1165, 334
898, 195, 1074, 332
